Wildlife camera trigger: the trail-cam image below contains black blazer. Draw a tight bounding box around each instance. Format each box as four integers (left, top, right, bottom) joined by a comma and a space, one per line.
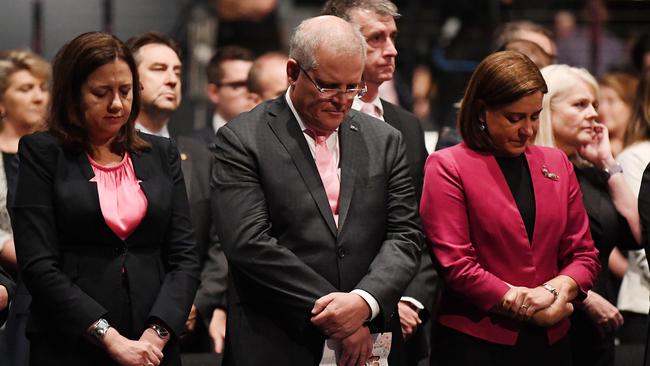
12, 132, 200, 365
190, 125, 218, 149
176, 136, 229, 327
212, 96, 424, 365
380, 99, 437, 364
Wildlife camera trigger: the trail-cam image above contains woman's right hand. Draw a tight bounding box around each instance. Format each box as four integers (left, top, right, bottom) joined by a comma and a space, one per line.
530, 284, 574, 327
102, 328, 164, 366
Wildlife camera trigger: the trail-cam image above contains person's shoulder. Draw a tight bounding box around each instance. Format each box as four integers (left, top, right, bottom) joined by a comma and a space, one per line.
176, 135, 212, 163
380, 99, 417, 121
426, 142, 467, 166
528, 144, 566, 161
350, 109, 397, 137
19, 131, 62, 156
226, 98, 280, 133
620, 141, 650, 160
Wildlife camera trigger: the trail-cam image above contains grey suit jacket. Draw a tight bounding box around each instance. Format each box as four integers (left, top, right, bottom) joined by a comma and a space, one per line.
212, 95, 423, 365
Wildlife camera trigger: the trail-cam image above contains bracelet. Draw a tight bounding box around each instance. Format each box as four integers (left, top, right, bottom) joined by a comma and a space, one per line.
602, 162, 623, 181
542, 283, 559, 299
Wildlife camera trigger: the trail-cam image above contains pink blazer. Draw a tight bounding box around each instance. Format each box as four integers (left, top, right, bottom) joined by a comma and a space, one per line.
420, 143, 600, 345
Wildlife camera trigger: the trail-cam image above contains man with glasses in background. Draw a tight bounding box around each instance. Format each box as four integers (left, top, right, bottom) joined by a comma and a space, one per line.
192, 46, 256, 147
211, 15, 423, 366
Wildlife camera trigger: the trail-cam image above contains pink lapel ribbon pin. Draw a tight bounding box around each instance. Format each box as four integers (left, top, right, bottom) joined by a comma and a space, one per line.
542, 166, 559, 181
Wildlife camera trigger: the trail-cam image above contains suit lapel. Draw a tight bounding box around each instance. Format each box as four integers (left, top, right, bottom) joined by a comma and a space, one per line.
380, 99, 399, 130
74, 152, 122, 243
525, 147, 551, 248
127, 150, 154, 243
337, 116, 361, 231
179, 150, 193, 198
266, 99, 338, 237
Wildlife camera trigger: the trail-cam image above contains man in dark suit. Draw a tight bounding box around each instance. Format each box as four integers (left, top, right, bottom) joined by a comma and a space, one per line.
191, 46, 256, 147
126, 32, 225, 354
322, 1, 437, 363
212, 15, 423, 365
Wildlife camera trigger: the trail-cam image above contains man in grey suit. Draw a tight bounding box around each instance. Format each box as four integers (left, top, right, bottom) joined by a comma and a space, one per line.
322, 1, 438, 364
212, 15, 423, 366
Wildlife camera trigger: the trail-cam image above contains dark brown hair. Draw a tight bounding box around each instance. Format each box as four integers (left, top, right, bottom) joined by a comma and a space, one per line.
125, 31, 181, 63
48, 31, 149, 154
206, 46, 254, 85
459, 51, 548, 152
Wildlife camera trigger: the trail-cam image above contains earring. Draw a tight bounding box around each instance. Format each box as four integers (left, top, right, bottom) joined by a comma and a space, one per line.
479, 121, 486, 131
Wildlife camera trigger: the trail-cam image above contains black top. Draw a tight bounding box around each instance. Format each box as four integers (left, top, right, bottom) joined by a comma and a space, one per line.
3, 152, 18, 194
496, 154, 536, 243
574, 164, 636, 300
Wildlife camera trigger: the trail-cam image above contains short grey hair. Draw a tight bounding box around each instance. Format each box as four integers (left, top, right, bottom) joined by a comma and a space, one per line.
321, 0, 400, 21
289, 16, 367, 71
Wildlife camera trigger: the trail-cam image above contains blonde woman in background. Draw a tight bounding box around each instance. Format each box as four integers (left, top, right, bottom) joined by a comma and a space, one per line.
536, 64, 641, 366
0, 50, 50, 268
0, 49, 50, 366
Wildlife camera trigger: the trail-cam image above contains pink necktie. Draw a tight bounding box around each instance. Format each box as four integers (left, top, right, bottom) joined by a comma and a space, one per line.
306, 129, 340, 225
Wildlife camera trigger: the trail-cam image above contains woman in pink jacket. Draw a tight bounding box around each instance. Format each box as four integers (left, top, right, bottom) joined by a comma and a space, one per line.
421, 51, 600, 366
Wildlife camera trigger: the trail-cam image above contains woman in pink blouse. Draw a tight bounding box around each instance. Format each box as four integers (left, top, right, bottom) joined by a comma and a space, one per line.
11, 32, 200, 366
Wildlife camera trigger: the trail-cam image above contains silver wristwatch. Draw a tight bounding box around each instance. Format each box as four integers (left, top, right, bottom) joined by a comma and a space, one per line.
602, 162, 623, 180
90, 318, 110, 341
149, 323, 170, 339
542, 283, 559, 299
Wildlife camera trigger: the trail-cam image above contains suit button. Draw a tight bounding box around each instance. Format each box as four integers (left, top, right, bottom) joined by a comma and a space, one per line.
337, 247, 346, 259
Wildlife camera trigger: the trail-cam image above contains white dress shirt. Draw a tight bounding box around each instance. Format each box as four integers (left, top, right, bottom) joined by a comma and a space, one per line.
135, 122, 170, 138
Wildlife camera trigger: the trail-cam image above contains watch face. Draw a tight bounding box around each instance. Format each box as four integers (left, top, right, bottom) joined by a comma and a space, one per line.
152, 324, 169, 338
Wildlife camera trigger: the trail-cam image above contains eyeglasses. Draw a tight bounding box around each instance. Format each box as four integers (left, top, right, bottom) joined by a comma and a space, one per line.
298, 64, 366, 100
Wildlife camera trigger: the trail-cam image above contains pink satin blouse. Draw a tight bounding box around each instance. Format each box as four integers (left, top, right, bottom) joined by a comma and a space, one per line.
88, 152, 147, 241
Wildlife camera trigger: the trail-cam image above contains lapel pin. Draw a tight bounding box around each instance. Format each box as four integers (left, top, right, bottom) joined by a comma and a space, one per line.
350, 125, 358, 132
541, 166, 559, 181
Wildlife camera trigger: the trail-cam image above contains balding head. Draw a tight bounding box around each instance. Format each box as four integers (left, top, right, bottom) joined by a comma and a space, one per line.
289, 15, 366, 71
247, 52, 289, 102
286, 15, 367, 134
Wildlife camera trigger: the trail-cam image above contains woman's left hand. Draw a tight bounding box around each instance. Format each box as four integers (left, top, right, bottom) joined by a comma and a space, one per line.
139, 328, 168, 353
582, 290, 624, 337
578, 122, 614, 167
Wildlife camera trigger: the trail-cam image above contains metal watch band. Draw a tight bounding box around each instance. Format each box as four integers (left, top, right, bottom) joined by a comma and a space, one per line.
603, 162, 623, 180
90, 318, 110, 341
149, 323, 170, 339
542, 283, 559, 299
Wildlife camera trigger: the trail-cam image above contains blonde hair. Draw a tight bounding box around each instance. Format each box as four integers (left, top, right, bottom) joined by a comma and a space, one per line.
0, 49, 50, 96
536, 64, 599, 148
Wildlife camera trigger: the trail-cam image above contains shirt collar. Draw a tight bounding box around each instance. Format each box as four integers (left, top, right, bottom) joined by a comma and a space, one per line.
135, 122, 170, 138
352, 95, 384, 119
212, 112, 228, 133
